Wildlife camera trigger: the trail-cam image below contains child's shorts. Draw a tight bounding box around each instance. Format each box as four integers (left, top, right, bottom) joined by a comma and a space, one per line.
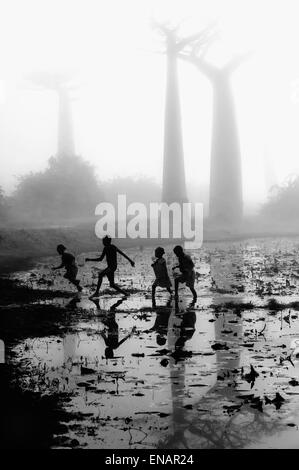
153, 278, 172, 289
177, 270, 195, 288
64, 266, 78, 281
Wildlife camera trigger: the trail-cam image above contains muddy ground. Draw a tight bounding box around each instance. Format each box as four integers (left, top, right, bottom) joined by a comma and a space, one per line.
2, 237, 299, 449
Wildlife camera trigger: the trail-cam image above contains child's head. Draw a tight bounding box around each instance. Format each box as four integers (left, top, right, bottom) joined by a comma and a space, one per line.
102, 235, 112, 247
155, 247, 165, 259
57, 244, 66, 255
157, 334, 166, 346
173, 245, 184, 257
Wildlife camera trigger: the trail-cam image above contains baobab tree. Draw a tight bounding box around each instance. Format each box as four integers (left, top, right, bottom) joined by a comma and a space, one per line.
180, 43, 250, 224
154, 24, 215, 206
29, 71, 76, 158
13, 71, 102, 221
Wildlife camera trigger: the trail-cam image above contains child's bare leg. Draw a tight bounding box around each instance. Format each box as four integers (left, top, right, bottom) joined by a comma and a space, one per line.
65, 273, 81, 292
91, 274, 104, 297
72, 278, 82, 292
152, 284, 156, 302
190, 287, 197, 299
110, 282, 128, 296
174, 279, 179, 298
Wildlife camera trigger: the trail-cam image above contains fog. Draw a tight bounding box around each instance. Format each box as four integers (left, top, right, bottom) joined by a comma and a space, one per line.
1, 0, 299, 224
4, 2, 299, 452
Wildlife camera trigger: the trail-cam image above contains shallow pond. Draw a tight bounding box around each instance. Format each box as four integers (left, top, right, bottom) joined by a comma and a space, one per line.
5, 237, 299, 448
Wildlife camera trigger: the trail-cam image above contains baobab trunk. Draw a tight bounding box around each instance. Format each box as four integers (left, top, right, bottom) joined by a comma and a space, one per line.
57, 88, 75, 158
162, 43, 187, 205
182, 54, 245, 224
29, 72, 76, 158
158, 24, 215, 207
209, 72, 243, 223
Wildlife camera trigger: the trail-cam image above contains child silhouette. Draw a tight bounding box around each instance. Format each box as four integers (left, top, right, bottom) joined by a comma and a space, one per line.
86, 236, 135, 298
151, 247, 172, 304
52, 244, 82, 292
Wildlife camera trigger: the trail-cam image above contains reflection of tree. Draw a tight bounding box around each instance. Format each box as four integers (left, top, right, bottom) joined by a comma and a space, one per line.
210, 250, 244, 372
159, 251, 285, 449
63, 296, 82, 363
185, 405, 283, 449
160, 298, 196, 449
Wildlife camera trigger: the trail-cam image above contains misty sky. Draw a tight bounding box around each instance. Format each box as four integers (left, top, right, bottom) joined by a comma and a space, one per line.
1, 0, 299, 212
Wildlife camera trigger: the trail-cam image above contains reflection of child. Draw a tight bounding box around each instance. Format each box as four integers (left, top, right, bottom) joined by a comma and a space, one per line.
100, 314, 136, 359
52, 244, 82, 292
146, 307, 171, 346
175, 311, 196, 349
151, 247, 172, 303
173, 245, 197, 300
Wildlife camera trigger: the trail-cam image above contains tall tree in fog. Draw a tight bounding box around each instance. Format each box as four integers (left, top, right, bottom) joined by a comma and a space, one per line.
181, 45, 249, 223
155, 24, 214, 205
30, 72, 76, 157
12, 72, 102, 222
0, 186, 9, 221
57, 86, 75, 157
160, 26, 187, 205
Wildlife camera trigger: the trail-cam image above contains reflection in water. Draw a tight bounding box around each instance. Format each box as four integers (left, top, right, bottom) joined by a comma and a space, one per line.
161, 246, 287, 448
161, 247, 254, 448
63, 296, 82, 363
9, 240, 299, 448
91, 298, 134, 359
162, 297, 197, 448
146, 298, 172, 346
211, 248, 244, 374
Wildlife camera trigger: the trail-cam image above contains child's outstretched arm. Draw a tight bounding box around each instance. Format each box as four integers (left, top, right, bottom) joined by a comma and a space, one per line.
52, 261, 65, 271
86, 250, 106, 262
116, 247, 135, 267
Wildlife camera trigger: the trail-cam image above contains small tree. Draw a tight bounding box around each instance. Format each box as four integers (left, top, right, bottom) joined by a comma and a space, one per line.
101, 176, 161, 208
12, 154, 103, 222
0, 187, 9, 220
261, 175, 299, 221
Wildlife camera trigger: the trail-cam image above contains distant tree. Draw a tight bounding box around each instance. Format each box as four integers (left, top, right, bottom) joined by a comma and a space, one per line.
180, 41, 251, 224
101, 176, 161, 207
0, 186, 9, 220
12, 154, 103, 221
261, 175, 299, 220
153, 22, 215, 206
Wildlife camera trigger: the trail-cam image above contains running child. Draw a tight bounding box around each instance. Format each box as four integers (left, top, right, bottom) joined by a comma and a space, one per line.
151, 247, 172, 304
86, 236, 135, 298
172, 245, 197, 301
52, 244, 82, 292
